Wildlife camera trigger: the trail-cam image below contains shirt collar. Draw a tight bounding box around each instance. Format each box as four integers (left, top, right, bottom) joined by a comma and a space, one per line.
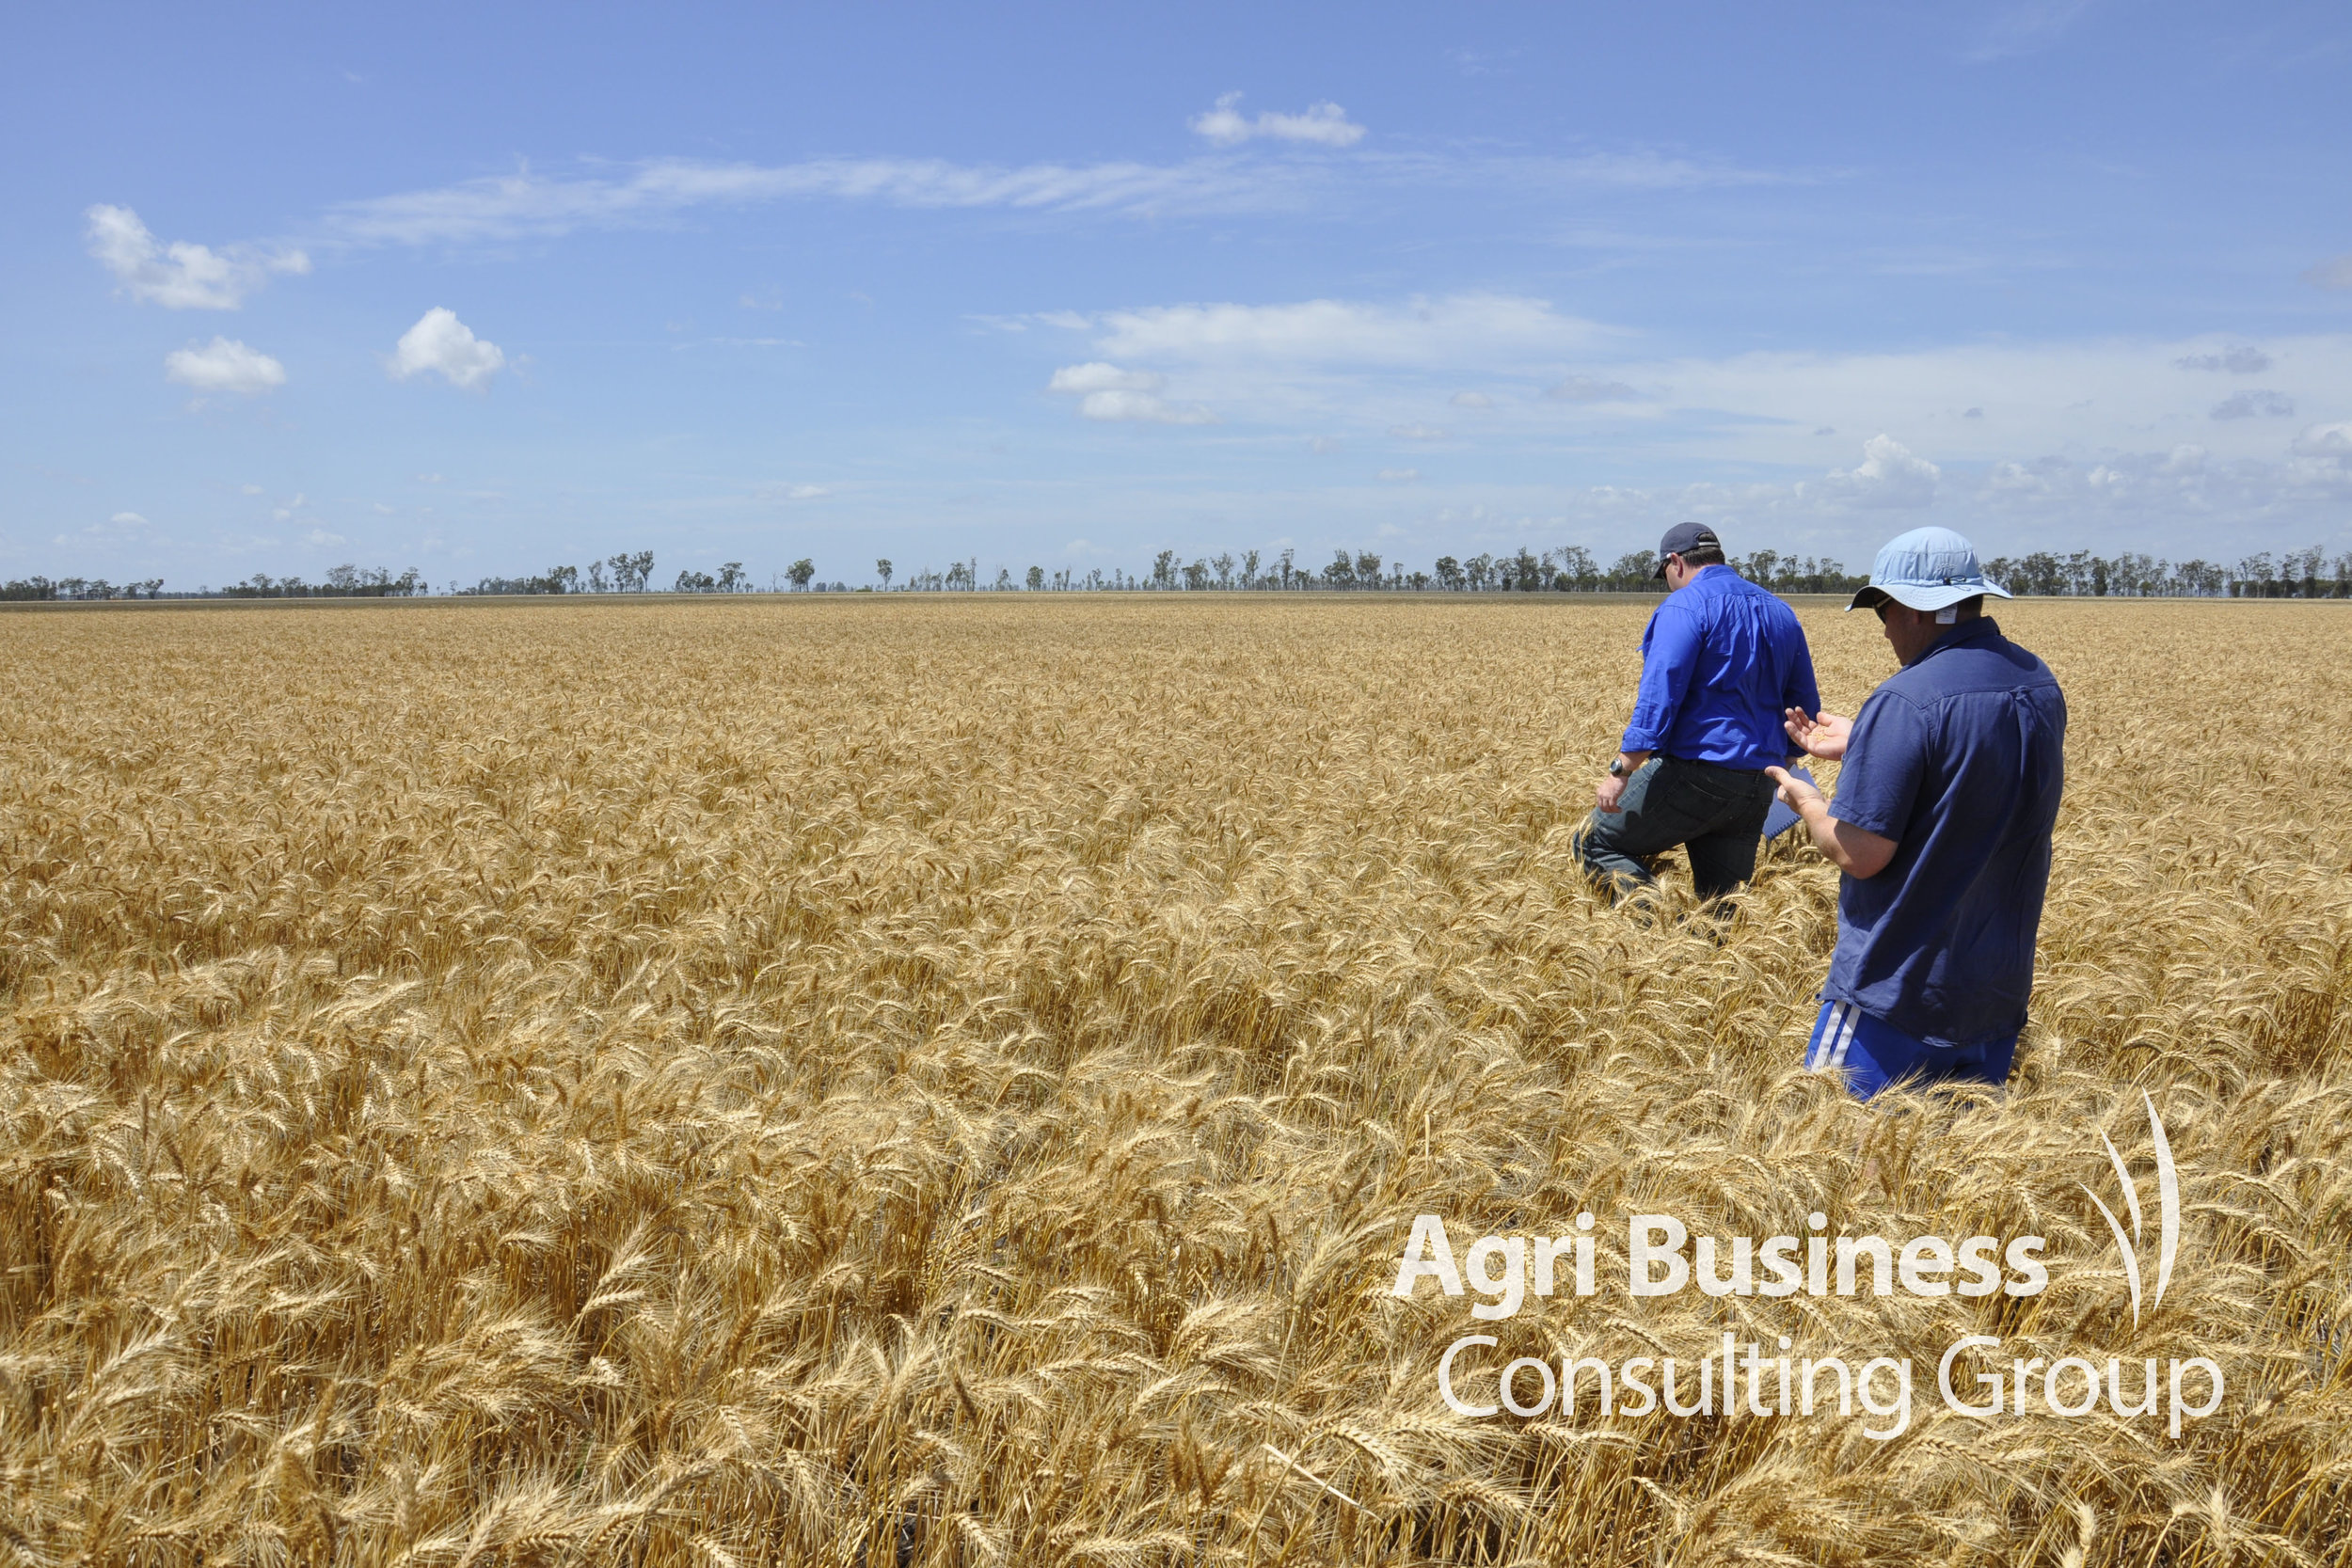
1912, 616, 2003, 664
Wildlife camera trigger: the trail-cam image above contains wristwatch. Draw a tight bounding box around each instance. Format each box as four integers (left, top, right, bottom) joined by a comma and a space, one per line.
1608, 757, 1629, 778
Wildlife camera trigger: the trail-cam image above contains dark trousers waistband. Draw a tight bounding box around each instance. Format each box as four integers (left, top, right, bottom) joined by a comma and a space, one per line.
1661, 754, 1770, 775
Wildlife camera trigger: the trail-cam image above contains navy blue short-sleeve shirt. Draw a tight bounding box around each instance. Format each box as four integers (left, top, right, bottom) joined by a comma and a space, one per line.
1825, 618, 2067, 1051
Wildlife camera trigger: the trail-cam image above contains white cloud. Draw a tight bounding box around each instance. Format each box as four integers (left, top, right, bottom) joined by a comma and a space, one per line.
1813, 435, 1940, 509
2292, 422, 2352, 467
1450, 390, 1494, 409
2211, 389, 2294, 420
112, 511, 148, 526
1077, 389, 1217, 424
1188, 93, 1366, 148
1090, 293, 1601, 367
2174, 345, 2270, 373
1310, 436, 1343, 453
1387, 423, 1450, 441
389, 308, 505, 389
86, 204, 308, 309
1377, 467, 1420, 483
304, 528, 346, 546
2301, 255, 2352, 292
1047, 361, 1163, 394
163, 337, 286, 395
749, 480, 829, 502
1046, 362, 1213, 424
1546, 374, 1643, 403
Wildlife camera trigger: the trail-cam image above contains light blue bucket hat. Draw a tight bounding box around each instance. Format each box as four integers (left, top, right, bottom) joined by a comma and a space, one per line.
1847, 526, 2014, 612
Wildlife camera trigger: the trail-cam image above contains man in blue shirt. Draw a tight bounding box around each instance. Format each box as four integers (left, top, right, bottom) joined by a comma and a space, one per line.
1576, 522, 1821, 905
1767, 527, 2067, 1100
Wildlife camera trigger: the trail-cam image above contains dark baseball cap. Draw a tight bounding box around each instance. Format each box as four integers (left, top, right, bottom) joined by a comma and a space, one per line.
1655, 522, 1721, 578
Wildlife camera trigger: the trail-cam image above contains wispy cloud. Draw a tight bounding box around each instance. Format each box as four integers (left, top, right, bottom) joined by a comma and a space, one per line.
76, 135, 1802, 318
87, 205, 309, 309
210, 142, 1796, 258
1546, 374, 1643, 403
2211, 389, 2294, 420
1966, 0, 2099, 62
2174, 345, 2270, 373
2305, 255, 2352, 292
1084, 293, 1605, 367
320, 156, 1312, 245
1045, 362, 1216, 425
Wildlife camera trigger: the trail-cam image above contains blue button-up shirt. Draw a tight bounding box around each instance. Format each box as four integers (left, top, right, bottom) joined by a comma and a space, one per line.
1825, 618, 2067, 1050
1621, 565, 1820, 770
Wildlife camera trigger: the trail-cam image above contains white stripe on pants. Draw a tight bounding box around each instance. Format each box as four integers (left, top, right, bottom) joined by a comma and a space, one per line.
1811, 1002, 1861, 1072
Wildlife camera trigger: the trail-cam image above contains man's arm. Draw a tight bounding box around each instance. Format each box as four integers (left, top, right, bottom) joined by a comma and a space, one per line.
1764, 767, 1898, 877
1621, 605, 1702, 756
1597, 605, 1700, 812
1782, 631, 1824, 761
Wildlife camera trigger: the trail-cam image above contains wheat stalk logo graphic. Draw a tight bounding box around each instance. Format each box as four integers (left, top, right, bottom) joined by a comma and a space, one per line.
2081, 1090, 2178, 1326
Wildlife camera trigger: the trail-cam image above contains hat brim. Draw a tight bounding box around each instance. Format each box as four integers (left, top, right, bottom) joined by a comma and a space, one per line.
1845, 579, 2014, 612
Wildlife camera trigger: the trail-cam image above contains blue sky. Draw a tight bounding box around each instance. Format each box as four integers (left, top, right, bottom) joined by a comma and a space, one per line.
7, 1, 2349, 589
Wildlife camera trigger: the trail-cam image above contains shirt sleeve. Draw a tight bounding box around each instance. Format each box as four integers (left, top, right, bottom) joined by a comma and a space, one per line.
1782, 628, 1822, 751
1831, 691, 1926, 840
1621, 600, 1703, 754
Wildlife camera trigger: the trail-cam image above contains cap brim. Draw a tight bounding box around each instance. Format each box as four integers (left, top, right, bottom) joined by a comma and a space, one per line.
1845, 580, 2013, 612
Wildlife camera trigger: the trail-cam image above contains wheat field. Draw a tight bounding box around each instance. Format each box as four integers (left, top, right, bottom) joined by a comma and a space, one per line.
0, 595, 2345, 1566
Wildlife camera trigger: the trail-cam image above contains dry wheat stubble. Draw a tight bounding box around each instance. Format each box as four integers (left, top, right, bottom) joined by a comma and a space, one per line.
0, 595, 2345, 1566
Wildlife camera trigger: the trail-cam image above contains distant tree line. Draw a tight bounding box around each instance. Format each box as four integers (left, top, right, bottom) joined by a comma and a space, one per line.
1979, 547, 2352, 598
0, 576, 167, 601
16, 542, 2352, 603
223, 565, 426, 597
872, 543, 2352, 598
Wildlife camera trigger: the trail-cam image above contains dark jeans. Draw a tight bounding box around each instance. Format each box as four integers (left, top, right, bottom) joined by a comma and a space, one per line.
1574, 757, 1777, 904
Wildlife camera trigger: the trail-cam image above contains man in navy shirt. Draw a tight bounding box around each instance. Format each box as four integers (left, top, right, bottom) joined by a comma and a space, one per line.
1768, 527, 2067, 1100
1577, 522, 1821, 906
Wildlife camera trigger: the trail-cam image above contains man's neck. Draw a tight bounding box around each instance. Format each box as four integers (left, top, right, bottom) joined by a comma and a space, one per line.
1903, 615, 1994, 665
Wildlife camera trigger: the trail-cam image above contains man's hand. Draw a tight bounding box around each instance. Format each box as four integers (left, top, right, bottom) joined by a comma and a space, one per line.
1784, 707, 1852, 761
1765, 765, 1899, 878
1765, 764, 1825, 816
1595, 751, 1650, 814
